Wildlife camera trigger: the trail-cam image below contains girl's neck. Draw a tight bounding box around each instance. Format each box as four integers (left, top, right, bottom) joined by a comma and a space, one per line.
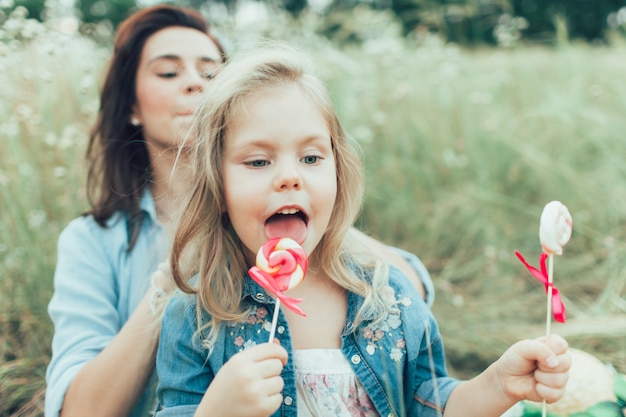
283, 269, 347, 349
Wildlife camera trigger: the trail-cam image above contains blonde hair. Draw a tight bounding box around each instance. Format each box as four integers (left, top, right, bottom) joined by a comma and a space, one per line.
170, 42, 389, 348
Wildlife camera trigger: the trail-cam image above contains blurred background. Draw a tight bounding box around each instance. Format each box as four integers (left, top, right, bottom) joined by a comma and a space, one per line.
2, 0, 626, 415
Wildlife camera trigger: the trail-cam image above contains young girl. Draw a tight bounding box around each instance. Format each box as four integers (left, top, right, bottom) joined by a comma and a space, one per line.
154, 44, 570, 417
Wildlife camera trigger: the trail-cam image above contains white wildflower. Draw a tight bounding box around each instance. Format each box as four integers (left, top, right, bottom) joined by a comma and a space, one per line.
53, 166, 67, 178
28, 210, 47, 229
0, 0, 15, 9
43, 132, 57, 147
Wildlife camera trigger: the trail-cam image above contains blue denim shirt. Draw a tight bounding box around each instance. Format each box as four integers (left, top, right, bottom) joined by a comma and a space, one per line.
45, 190, 167, 417
155, 266, 460, 417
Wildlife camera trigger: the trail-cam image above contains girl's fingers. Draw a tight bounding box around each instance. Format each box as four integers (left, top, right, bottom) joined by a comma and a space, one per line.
264, 374, 285, 396
535, 368, 569, 388
257, 357, 286, 379
535, 380, 567, 404
542, 334, 569, 356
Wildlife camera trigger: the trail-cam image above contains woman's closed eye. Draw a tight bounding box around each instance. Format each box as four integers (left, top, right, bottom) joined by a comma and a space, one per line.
155, 64, 181, 79
158, 72, 178, 79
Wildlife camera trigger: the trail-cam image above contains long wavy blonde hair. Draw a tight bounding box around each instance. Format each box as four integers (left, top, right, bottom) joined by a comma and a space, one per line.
170, 42, 389, 348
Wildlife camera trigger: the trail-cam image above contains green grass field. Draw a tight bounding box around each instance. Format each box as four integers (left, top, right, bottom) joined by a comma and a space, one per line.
1, 9, 626, 416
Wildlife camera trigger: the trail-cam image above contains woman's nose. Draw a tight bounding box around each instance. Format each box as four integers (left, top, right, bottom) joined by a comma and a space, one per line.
183, 69, 206, 94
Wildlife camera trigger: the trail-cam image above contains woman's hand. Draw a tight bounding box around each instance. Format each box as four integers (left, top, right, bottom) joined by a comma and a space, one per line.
149, 262, 177, 316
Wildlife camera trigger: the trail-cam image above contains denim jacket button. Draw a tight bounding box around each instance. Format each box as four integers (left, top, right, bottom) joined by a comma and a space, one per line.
387, 414, 396, 417
277, 325, 285, 334
283, 396, 293, 406
350, 354, 361, 364
255, 292, 265, 300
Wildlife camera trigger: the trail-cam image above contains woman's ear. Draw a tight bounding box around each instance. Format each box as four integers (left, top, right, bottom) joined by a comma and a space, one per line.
129, 106, 142, 126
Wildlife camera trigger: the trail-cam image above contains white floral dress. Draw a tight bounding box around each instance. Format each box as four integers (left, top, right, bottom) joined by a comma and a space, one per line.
294, 349, 379, 417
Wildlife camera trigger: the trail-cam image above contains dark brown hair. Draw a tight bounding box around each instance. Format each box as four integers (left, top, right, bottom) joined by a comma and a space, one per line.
85, 4, 225, 248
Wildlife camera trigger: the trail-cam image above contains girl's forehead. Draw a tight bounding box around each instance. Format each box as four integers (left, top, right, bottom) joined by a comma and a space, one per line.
222, 84, 331, 149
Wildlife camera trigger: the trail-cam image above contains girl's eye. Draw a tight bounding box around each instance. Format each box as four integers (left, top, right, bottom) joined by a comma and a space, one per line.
158, 72, 177, 79
202, 72, 215, 80
245, 160, 269, 168
301, 155, 321, 164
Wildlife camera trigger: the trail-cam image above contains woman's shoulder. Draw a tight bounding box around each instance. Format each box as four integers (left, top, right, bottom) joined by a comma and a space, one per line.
386, 247, 435, 306
387, 264, 418, 292
56, 213, 128, 258
386, 264, 431, 312
60, 212, 126, 240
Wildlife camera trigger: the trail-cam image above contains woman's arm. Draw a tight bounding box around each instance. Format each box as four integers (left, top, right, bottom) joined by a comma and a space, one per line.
59, 291, 161, 417
45, 219, 172, 417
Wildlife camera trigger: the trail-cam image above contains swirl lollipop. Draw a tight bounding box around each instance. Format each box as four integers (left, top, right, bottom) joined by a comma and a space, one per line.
248, 237, 308, 342
516, 200, 572, 417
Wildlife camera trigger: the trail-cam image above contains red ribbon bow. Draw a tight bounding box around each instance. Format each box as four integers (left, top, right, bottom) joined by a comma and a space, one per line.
515, 251, 566, 323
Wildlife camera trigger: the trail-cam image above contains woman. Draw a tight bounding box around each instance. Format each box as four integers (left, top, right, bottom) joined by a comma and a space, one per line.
44, 4, 432, 417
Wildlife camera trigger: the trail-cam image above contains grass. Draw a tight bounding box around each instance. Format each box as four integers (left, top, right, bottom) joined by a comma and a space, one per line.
1, 8, 626, 416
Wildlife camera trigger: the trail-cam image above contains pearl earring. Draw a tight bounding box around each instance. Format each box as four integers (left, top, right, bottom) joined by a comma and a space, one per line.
130, 117, 140, 126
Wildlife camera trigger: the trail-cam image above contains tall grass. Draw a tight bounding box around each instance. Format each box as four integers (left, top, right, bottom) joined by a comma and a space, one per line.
1, 6, 626, 415
0, 8, 106, 415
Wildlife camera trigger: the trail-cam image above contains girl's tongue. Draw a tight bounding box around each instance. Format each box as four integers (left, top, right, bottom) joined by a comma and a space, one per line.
264, 214, 308, 245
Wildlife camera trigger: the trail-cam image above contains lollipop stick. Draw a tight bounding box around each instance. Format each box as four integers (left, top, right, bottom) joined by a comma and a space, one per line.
542, 253, 554, 417
545, 254, 554, 337
268, 299, 281, 343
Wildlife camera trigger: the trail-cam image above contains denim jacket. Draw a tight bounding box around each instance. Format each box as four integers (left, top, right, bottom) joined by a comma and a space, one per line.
155, 265, 461, 417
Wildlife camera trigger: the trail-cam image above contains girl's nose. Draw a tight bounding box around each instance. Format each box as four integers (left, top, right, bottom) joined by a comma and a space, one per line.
273, 163, 302, 191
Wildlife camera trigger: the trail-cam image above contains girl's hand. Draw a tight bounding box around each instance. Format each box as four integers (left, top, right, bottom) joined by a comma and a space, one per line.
495, 334, 571, 404
197, 342, 288, 417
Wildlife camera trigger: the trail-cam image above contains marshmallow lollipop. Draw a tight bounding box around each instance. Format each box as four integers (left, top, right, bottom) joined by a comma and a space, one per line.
248, 237, 308, 342
538, 200, 572, 327
539, 201, 573, 256
515, 201, 572, 417
516, 201, 572, 323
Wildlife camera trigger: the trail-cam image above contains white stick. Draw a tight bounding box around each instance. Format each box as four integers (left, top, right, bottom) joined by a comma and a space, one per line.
268, 299, 281, 343
542, 254, 554, 417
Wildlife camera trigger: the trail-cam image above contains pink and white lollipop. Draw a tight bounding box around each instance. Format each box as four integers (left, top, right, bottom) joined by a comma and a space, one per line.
248, 238, 308, 341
